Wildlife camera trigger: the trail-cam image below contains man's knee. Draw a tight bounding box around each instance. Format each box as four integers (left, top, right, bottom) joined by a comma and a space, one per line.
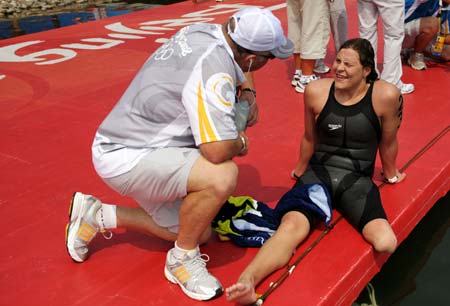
210, 161, 239, 199
189, 156, 238, 200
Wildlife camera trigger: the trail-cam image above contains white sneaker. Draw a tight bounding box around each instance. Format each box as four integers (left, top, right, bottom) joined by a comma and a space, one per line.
65, 192, 112, 263
314, 59, 330, 74
400, 83, 415, 95
408, 52, 427, 70
291, 72, 302, 86
295, 74, 320, 93
164, 247, 223, 300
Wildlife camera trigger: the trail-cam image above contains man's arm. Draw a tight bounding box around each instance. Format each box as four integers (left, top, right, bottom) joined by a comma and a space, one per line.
200, 73, 251, 164
199, 131, 248, 164
374, 81, 406, 183
238, 72, 258, 127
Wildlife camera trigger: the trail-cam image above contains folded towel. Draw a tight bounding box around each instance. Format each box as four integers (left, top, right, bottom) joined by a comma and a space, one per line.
212, 184, 332, 248
274, 183, 332, 227
212, 196, 279, 247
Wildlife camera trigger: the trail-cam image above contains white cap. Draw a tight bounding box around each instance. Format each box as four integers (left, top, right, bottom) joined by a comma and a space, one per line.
228, 7, 294, 59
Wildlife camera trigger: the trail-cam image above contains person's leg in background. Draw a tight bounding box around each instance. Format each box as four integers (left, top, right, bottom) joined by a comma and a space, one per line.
287, 0, 303, 87
296, 0, 330, 93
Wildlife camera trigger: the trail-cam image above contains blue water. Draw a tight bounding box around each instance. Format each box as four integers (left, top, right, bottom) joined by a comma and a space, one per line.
0, 1, 182, 40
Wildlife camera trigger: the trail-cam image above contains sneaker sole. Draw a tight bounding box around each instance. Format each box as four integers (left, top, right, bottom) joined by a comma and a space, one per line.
295, 86, 305, 93
313, 67, 330, 74
400, 86, 415, 95
401, 89, 415, 95
65, 192, 87, 263
407, 58, 426, 71
164, 266, 223, 301
291, 79, 299, 86
410, 64, 426, 71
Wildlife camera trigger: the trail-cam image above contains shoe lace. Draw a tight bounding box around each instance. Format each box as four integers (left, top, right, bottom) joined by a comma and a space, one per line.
97, 204, 113, 239
186, 253, 210, 278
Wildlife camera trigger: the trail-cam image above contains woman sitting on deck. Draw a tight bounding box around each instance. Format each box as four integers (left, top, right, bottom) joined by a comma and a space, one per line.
226, 38, 406, 305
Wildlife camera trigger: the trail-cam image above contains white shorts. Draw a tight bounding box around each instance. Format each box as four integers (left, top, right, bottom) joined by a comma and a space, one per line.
403, 19, 420, 49
287, 0, 330, 58
102, 147, 200, 233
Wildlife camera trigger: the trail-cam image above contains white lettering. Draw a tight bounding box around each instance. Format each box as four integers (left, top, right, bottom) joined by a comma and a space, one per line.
0, 3, 287, 77
33, 49, 77, 65
153, 43, 174, 61
105, 22, 165, 35
107, 34, 146, 39
0, 41, 47, 62
61, 38, 125, 50
139, 17, 213, 29
0, 40, 77, 65
182, 4, 259, 17
265, 3, 287, 11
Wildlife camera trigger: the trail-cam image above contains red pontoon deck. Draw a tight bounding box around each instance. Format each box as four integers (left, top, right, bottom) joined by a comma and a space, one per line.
1, 1, 449, 305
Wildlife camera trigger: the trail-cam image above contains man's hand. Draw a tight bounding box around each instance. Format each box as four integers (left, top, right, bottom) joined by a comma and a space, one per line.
239, 89, 258, 127
238, 131, 249, 156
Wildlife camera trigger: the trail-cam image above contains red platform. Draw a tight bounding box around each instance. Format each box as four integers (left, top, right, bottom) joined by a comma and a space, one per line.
0, 1, 449, 306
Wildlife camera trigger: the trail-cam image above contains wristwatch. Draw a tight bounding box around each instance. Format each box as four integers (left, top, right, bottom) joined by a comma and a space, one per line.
240, 87, 256, 98
239, 135, 247, 154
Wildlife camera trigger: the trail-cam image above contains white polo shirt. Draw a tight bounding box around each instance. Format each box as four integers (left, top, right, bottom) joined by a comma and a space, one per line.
92, 23, 246, 178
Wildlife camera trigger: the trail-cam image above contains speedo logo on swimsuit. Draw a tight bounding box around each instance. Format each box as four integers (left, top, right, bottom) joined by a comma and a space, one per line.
328, 124, 342, 131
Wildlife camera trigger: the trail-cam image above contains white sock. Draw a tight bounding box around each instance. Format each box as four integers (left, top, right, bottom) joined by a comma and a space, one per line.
95, 204, 117, 230
173, 241, 197, 258
295, 69, 302, 75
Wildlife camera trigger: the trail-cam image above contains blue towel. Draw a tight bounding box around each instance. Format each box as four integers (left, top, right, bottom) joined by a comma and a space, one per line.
212, 196, 279, 247
274, 183, 332, 227
212, 184, 332, 248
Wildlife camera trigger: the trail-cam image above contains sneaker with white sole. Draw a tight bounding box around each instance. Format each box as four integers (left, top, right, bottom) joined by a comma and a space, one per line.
400, 82, 415, 95
295, 74, 320, 93
65, 192, 112, 263
291, 72, 302, 86
314, 59, 330, 74
164, 247, 223, 300
408, 52, 426, 70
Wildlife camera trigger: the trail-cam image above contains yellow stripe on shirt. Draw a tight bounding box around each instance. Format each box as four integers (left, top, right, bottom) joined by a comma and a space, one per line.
198, 82, 217, 143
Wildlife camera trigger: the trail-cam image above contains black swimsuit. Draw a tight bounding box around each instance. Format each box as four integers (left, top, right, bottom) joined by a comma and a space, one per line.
294, 82, 386, 232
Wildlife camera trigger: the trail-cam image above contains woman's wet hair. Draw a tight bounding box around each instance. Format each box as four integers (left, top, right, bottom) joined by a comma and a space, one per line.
339, 38, 378, 83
